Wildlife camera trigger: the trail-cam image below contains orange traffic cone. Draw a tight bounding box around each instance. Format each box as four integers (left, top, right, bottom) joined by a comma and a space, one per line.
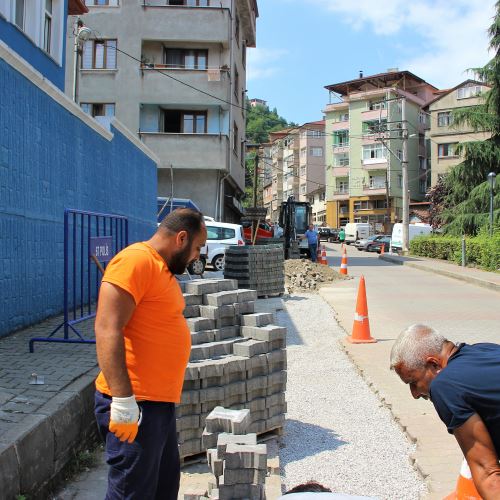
443, 460, 481, 500
380, 243, 385, 255
339, 247, 348, 275
347, 276, 377, 344
321, 245, 327, 265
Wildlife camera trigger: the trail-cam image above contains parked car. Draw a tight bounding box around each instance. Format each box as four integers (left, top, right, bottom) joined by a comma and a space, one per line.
205, 221, 245, 271
187, 246, 207, 275
355, 234, 387, 251
318, 227, 339, 242
367, 236, 391, 253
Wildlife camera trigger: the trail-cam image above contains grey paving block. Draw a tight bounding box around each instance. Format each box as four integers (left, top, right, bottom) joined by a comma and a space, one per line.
266, 393, 286, 408
223, 357, 248, 376
237, 301, 255, 314
246, 375, 268, 400
268, 402, 287, 417
225, 444, 267, 470
181, 390, 200, 405
246, 354, 269, 378
187, 317, 216, 332
196, 359, 226, 379
216, 279, 238, 291
176, 414, 200, 432
207, 448, 224, 477
268, 413, 285, 429
251, 409, 269, 422
233, 339, 268, 358
178, 427, 203, 444
213, 326, 239, 341
215, 316, 239, 328
245, 397, 266, 413
248, 419, 268, 434
198, 305, 221, 320
179, 438, 203, 458
182, 379, 200, 391
223, 468, 267, 485
218, 480, 265, 500
216, 433, 257, 458
205, 406, 251, 435
236, 289, 258, 302
184, 305, 201, 318
184, 365, 200, 381
199, 386, 225, 404
269, 338, 286, 351
184, 293, 203, 306
185, 280, 220, 296
267, 349, 287, 372
241, 313, 274, 327
205, 291, 238, 307
176, 403, 202, 418
202, 430, 218, 450
190, 330, 216, 345
241, 325, 286, 342
184, 490, 209, 500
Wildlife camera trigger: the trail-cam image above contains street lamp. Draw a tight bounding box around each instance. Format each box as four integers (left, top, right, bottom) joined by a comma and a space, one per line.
72, 19, 92, 103
488, 172, 496, 236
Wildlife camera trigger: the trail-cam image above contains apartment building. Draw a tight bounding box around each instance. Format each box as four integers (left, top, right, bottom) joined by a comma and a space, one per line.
266, 122, 326, 221
424, 79, 491, 186
323, 70, 437, 232
66, 0, 258, 222
308, 187, 327, 225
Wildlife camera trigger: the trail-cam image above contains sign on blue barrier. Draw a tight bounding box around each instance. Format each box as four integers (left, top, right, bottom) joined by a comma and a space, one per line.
29, 209, 128, 352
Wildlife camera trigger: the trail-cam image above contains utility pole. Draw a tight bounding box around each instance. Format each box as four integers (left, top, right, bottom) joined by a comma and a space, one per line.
401, 96, 409, 253
252, 151, 259, 208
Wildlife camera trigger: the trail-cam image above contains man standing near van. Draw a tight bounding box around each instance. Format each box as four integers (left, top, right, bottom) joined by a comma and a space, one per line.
94, 209, 207, 500
303, 224, 319, 262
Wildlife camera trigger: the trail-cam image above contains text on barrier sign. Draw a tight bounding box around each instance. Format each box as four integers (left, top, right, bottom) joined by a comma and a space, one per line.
90, 236, 114, 263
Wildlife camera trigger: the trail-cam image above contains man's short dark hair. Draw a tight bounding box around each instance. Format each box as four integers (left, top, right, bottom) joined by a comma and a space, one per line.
284, 481, 332, 494
159, 208, 205, 239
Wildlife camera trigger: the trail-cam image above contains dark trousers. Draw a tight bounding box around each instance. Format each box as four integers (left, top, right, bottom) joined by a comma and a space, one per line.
309, 243, 318, 262
95, 391, 180, 500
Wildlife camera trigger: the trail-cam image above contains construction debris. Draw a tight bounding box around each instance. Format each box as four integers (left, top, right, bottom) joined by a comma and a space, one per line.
284, 259, 346, 294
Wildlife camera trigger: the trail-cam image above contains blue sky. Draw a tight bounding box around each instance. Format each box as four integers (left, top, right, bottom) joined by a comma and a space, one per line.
247, 0, 495, 125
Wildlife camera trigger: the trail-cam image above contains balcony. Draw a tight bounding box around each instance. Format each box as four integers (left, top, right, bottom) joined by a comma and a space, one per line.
361, 109, 387, 121
139, 66, 228, 104
331, 190, 349, 200
138, 3, 230, 45
362, 158, 387, 170
139, 132, 229, 169
332, 144, 349, 154
362, 184, 386, 195
331, 121, 349, 131
332, 166, 349, 176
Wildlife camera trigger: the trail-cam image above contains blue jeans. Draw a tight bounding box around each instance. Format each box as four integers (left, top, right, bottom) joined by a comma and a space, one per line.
309, 243, 318, 262
95, 391, 180, 500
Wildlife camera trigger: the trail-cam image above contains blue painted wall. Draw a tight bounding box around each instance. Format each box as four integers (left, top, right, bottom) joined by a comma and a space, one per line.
0, 10, 67, 91
0, 57, 157, 338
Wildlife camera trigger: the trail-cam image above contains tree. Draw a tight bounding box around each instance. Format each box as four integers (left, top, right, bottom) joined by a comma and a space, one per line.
440, 1, 500, 235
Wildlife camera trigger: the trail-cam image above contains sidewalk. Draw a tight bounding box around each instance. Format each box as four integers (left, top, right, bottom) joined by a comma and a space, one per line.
379, 253, 500, 293
319, 244, 500, 499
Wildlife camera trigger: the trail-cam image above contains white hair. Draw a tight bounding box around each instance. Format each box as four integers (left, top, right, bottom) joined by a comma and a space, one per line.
390, 324, 447, 371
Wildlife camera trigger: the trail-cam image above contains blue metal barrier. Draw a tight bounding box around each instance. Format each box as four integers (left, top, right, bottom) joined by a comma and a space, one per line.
29, 209, 128, 352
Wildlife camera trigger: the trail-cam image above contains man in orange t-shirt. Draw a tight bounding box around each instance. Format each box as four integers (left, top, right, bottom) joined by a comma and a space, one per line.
94, 208, 206, 500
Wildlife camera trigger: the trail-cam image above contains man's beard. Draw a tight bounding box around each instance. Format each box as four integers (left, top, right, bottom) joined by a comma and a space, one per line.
166, 243, 192, 275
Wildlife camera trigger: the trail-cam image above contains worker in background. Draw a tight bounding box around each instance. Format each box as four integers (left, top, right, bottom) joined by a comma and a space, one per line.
302, 224, 319, 262
338, 227, 345, 244
94, 208, 207, 500
391, 324, 500, 499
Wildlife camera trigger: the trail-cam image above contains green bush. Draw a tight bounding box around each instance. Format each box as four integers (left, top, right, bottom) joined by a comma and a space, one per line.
409, 232, 500, 271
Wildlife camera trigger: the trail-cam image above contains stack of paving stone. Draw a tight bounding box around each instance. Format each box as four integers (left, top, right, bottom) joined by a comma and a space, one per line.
205, 407, 268, 500
223, 245, 285, 297
177, 278, 287, 460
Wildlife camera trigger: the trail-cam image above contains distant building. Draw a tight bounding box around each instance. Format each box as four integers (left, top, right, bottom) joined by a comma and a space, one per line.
424, 80, 491, 186
67, 0, 259, 222
323, 70, 437, 232
250, 98, 267, 107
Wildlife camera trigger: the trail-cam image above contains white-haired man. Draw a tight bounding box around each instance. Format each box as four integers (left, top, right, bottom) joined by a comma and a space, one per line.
390, 324, 500, 499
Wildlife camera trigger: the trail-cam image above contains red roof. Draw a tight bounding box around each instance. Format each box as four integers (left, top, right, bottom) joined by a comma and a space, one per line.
68, 0, 88, 15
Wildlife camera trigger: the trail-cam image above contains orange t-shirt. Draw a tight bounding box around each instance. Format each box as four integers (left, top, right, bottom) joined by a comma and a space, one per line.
95, 242, 191, 403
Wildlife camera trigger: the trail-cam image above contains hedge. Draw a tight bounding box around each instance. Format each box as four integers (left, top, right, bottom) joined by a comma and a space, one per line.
409, 232, 500, 272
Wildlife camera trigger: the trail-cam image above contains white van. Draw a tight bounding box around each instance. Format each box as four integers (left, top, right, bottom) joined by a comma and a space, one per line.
391, 223, 433, 252
344, 223, 373, 244
204, 221, 245, 271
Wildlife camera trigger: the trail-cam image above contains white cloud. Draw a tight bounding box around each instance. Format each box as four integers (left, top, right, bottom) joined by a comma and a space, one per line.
309, 0, 495, 88
247, 47, 288, 81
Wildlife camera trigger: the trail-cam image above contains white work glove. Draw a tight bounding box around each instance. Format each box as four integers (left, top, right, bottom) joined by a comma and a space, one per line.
109, 395, 142, 443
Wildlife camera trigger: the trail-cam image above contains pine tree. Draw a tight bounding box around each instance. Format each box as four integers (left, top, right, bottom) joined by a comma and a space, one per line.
440, 1, 500, 235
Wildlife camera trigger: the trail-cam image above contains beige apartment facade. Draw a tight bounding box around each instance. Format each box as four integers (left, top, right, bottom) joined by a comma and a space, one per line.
66, 0, 258, 222
425, 80, 491, 186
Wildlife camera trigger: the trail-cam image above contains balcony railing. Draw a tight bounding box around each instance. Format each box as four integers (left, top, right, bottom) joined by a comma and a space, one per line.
362, 184, 386, 195
331, 190, 349, 200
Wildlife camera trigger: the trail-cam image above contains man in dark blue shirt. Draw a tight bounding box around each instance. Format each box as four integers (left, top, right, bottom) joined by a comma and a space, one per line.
390, 324, 500, 499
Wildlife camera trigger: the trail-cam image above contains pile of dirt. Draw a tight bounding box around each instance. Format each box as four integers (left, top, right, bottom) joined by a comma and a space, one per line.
284, 259, 346, 294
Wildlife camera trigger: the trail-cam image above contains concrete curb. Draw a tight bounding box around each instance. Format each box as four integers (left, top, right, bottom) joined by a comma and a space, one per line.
379, 254, 500, 294
0, 368, 99, 500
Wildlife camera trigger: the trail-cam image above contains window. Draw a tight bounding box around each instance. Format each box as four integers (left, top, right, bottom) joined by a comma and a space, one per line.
438, 143, 458, 157
310, 147, 323, 157
14, 0, 24, 28
338, 112, 349, 122
207, 226, 235, 240
369, 175, 385, 189
300, 185, 307, 194
457, 85, 481, 99
369, 100, 386, 111
300, 166, 306, 176
82, 39, 117, 69
362, 143, 387, 161
354, 201, 370, 210
234, 67, 239, 99
373, 199, 388, 209
333, 130, 348, 147
334, 153, 349, 167
85, 0, 119, 5
81, 103, 115, 117
43, 0, 52, 54
164, 48, 207, 70
420, 179, 427, 193
338, 181, 349, 193
162, 109, 207, 133
437, 112, 453, 127
396, 149, 403, 161
235, 14, 240, 46
320, 191, 326, 201
167, 0, 210, 5
242, 43, 246, 69
233, 122, 238, 152
300, 147, 307, 158
308, 129, 322, 138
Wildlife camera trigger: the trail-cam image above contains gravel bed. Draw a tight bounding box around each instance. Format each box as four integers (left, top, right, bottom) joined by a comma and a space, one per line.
277, 293, 426, 500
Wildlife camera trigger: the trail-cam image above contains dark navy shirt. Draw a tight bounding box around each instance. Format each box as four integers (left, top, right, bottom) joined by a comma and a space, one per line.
430, 343, 500, 455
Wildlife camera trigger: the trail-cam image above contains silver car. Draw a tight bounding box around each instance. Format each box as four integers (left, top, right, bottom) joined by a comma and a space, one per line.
355, 234, 387, 251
